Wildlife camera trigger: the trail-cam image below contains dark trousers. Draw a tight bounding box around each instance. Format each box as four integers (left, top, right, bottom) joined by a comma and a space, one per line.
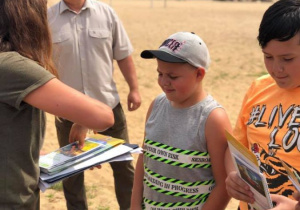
55, 103, 134, 210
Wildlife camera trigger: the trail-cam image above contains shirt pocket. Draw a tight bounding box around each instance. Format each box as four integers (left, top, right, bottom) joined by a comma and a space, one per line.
88, 29, 112, 51
51, 31, 73, 61
88, 29, 110, 39
52, 31, 71, 44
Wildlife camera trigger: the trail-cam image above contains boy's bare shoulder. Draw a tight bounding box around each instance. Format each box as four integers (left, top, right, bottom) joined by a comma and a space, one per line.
206, 107, 232, 133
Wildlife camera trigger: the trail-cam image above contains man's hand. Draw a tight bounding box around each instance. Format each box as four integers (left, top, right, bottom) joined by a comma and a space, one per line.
127, 89, 141, 111
225, 171, 255, 203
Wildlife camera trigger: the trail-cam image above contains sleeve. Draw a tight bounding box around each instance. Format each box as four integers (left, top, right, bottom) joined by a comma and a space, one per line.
233, 81, 256, 148
0, 53, 55, 109
110, 7, 133, 60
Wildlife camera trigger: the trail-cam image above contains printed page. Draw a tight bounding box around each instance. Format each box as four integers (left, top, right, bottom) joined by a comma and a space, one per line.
226, 130, 273, 209
226, 131, 259, 170
232, 154, 272, 209
39, 134, 124, 172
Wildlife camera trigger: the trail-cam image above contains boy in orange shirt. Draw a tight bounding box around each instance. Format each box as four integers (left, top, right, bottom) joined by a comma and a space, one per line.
225, 0, 300, 209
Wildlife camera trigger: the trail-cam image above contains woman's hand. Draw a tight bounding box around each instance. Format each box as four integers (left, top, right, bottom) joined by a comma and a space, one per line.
69, 123, 89, 149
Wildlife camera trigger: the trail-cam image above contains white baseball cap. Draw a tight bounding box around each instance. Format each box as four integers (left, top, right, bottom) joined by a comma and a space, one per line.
141, 32, 210, 71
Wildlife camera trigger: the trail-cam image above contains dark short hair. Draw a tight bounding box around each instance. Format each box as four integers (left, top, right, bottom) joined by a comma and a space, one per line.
258, 0, 300, 48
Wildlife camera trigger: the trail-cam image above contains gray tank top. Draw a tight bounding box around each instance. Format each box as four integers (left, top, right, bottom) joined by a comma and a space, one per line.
143, 93, 222, 210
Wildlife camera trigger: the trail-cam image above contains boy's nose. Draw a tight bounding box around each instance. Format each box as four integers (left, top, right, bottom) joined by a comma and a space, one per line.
272, 61, 284, 73
161, 76, 171, 86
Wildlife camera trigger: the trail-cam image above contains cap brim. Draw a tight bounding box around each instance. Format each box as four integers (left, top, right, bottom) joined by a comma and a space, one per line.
140, 50, 186, 63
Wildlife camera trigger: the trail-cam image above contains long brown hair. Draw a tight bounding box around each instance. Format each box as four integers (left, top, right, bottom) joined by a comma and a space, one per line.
0, 0, 58, 77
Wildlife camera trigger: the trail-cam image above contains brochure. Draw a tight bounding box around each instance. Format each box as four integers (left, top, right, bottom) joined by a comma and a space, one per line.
226, 130, 273, 210
39, 143, 142, 192
39, 134, 124, 174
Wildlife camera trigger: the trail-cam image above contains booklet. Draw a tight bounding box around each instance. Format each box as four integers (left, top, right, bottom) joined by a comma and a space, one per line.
39, 134, 124, 174
280, 160, 300, 192
39, 143, 142, 192
226, 131, 273, 210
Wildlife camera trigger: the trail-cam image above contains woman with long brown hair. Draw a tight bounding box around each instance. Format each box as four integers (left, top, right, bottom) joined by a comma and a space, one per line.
0, 0, 114, 209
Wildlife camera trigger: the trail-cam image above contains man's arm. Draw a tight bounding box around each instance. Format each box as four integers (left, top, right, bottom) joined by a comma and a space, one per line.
117, 55, 141, 111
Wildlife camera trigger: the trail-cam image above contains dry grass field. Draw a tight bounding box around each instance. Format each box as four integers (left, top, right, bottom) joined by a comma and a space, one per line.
41, 0, 272, 209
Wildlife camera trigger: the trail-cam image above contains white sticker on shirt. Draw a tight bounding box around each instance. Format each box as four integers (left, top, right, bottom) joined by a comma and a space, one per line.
144, 143, 210, 164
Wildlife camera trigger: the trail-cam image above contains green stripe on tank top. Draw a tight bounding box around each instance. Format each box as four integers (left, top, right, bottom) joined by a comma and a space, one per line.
145, 139, 209, 156
144, 152, 211, 169
143, 196, 208, 208
144, 165, 215, 187
144, 179, 210, 200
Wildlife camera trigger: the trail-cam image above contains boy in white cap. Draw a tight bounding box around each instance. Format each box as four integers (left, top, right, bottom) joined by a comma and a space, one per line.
130, 32, 231, 210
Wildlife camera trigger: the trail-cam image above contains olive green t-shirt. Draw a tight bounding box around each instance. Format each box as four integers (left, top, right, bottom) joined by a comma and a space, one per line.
0, 52, 55, 209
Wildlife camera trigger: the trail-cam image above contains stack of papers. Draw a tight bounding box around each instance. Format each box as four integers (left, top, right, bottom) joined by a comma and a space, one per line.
39, 134, 142, 192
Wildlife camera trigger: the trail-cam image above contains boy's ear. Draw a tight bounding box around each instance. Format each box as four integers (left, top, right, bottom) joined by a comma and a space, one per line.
196, 68, 205, 80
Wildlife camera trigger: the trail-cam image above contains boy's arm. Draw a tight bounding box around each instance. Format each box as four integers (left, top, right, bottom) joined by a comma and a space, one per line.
130, 100, 155, 210
202, 108, 232, 210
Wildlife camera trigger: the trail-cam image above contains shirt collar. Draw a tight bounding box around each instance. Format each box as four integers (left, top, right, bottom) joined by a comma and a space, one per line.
59, 0, 95, 14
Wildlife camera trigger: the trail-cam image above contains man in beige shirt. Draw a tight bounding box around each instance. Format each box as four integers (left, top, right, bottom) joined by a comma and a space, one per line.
48, 0, 141, 209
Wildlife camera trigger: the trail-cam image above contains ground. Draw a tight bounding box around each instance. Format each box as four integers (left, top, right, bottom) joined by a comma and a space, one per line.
41, 1, 271, 209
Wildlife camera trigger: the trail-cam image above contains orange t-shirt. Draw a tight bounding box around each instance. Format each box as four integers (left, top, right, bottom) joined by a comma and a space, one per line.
234, 74, 300, 210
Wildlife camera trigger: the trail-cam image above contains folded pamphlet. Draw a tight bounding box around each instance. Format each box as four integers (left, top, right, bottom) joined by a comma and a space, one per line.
39, 134, 124, 174
226, 131, 273, 210
39, 134, 142, 192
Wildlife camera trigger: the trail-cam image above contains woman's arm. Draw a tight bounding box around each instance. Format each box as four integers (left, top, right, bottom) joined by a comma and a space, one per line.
24, 78, 114, 132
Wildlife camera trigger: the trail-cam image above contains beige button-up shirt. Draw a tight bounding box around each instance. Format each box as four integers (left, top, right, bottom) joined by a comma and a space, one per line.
48, 0, 133, 108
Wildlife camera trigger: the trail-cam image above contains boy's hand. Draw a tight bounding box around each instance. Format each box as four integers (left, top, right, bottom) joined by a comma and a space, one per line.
225, 171, 255, 203
268, 194, 298, 210
293, 192, 300, 210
